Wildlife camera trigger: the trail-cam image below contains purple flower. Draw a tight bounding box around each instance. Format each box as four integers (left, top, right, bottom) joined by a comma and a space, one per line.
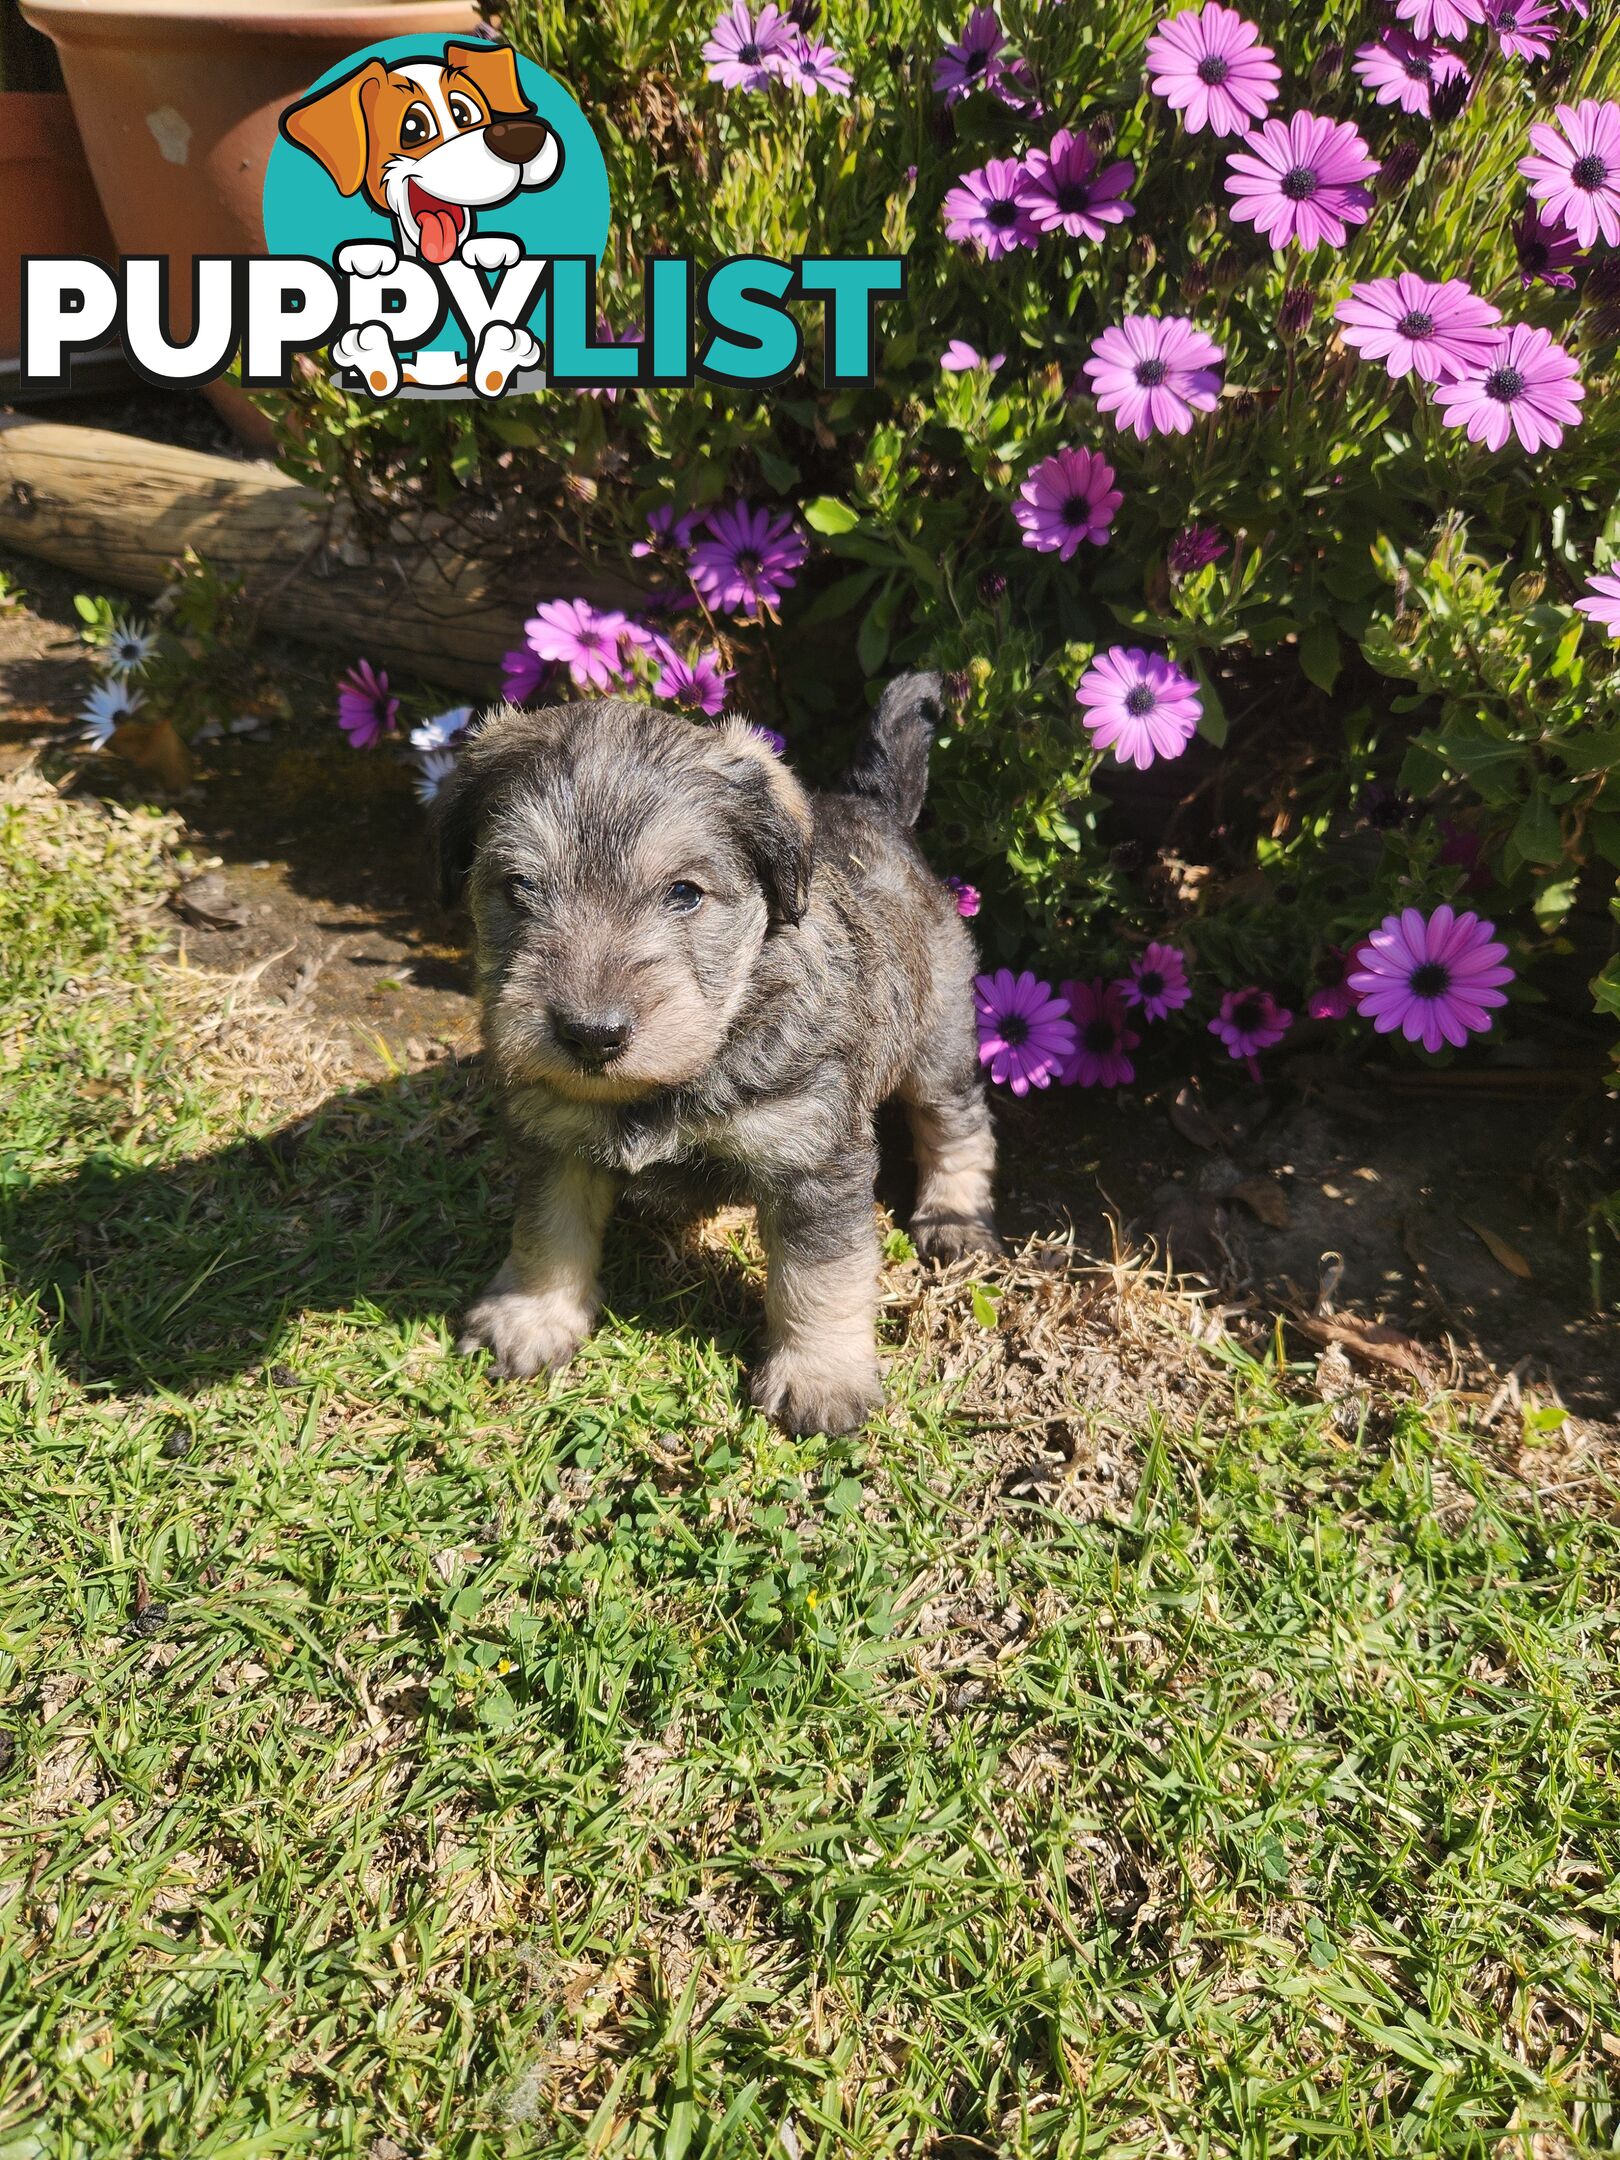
785, 32, 852, 93
1351, 31, 1469, 118
689, 502, 808, 618
1348, 906, 1514, 1052
1514, 206, 1582, 288
933, 7, 1007, 101
1224, 110, 1379, 251
941, 340, 1006, 373
651, 638, 734, 715
1013, 448, 1121, 558
1082, 315, 1223, 439
525, 598, 633, 692
943, 158, 1038, 256
578, 319, 643, 403
1392, 0, 1485, 34
1433, 323, 1583, 452
1209, 986, 1292, 1077
1014, 131, 1136, 242
749, 724, 787, 755
1076, 648, 1202, 771
1145, 5, 1281, 138
1488, 0, 1560, 57
1058, 978, 1140, 1088
337, 659, 399, 749
945, 874, 982, 918
631, 505, 701, 563
1306, 944, 1371, 1021
1575, 568, 1620, 636
1519, 99, 1620, 249
974, 969, 1076, 1096
1168, 524, 1228, 579
702, 1, 797, 89
1334, 273, 1503, 384
1119, 941, 1192, 1021
501, 644, 552, 704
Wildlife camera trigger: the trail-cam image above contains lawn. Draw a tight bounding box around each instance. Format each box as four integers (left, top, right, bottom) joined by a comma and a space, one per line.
1, 771, 1617, 2158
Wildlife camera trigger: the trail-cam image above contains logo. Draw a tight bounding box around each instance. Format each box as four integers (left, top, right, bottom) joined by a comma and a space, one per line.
20, 36, 903, 400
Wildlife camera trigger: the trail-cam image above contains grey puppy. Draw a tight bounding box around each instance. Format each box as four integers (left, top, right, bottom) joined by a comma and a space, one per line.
435, 673, 998, 1436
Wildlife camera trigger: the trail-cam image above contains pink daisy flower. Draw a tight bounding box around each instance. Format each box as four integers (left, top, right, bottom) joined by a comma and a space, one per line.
1082, 315, 1224, 439
525, 598, 633, 692
1519, 100, 1620, 248
941, 340, 1006, 373
749, 724, 787, 755
631, 505, 700, 563
1348, 906, 1514, 1052
1076, 648, 1202, 770
943, 158, 1038, 256
933, 6, 1007, 101
702, 2, 797, 89
945, 874, 982, 918
1224, 111, 1378, 250
501, 644, 551, 705
1209, 986, 1292, 1078
1432, 323, 1583, 452
1351, 31, 1470, 118
689, 502, 808, 617
1514, 206, 1582, 288
1119, 941, 1192, 1021
974, 969, 1076, 1096
1014, 131, 1136, 241
337, 659, 399, 748
1059, 978, 1140, 1088
651, 639, 734, 715
1144, 5, 1281, 138
785, 33, 853, 93
1334, 274, 1503, 384
1306, 944, 1372, 1021
1013, 448, 1122, 558
1488, 0, 1560, 58
1575, 569, 1620, 637
1392, 0, 1485, 35
1168, 525, 1228, 579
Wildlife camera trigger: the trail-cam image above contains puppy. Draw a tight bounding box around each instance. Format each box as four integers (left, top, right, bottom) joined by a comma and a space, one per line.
435, 677, 998, 1437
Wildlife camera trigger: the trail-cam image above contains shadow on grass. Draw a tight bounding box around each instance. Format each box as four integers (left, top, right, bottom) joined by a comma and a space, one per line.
1, 1059, 780, 1400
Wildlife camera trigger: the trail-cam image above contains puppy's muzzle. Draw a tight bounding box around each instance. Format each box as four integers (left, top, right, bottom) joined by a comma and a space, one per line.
551, 1006, 634, 1068
486, 119, 551, 166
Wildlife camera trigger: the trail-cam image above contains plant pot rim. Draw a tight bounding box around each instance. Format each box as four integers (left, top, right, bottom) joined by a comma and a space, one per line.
21, 0, 478, 34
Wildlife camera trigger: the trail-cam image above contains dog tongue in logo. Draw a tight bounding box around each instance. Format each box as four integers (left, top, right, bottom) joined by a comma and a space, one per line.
409, 182, 462, 265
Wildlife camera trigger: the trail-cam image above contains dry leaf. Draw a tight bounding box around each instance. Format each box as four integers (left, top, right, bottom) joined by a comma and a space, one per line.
1289, 1309, 1434, 1381
1169, 1082, 1228, 1152
110, 716, 192, 793
1232, 1176, 1291, 1229
1462, 1218, 1533, 1280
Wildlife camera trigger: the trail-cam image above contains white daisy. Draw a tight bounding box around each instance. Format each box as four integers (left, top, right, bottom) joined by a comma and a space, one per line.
413, 746, 459, 805
102, 614, 158, 678
410, 706, 473, 755
79, 680, 145, 748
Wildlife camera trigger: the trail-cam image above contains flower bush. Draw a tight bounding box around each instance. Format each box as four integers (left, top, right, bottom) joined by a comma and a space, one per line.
256, 1, 1618, 1125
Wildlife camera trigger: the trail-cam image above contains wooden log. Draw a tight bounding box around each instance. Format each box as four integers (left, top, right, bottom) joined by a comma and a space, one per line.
0, 414, 639, 691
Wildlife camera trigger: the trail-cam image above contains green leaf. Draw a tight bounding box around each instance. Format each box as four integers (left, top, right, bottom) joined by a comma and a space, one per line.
1511, 791, 1563, 866
1592, 958, 1620, 1021
1193, 660, 1228, 747
802, 496, 860, 536
1531, 876, 1578, 930
970, 1282, 1001, 1329
1299, 615, 1341, 694
856, 592, 892, 677
824, 1477, 864, 1516
797, 566, 882, 629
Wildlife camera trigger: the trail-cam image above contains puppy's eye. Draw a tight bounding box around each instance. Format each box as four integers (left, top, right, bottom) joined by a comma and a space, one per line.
400, 103, 436, 147
504, 872, 539, 908
447, 93, 481, 128
664, 880, 704, 914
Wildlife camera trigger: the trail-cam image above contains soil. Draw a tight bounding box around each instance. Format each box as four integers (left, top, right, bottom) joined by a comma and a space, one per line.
3, 388, 1616, 1433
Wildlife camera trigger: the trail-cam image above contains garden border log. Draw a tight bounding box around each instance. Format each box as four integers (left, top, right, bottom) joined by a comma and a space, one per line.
0, 415, 638, 690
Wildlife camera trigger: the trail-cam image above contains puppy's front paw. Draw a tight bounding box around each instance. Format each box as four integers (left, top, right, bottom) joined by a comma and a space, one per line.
750, 1349, 883, 1438
332, 322, 399, 397
336, 240, 399, 279
471, 321, 541, 396
911, 1211, 1001, 1266
456, 1285, 592, 1380
459, 233, 522, 271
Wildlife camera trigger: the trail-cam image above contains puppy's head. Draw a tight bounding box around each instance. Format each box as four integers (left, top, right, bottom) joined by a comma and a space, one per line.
436, 700, 813, 1102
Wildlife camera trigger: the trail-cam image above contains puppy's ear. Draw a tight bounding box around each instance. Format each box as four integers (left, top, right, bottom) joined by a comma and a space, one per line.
280, 60, 386, 197
432, 749, 486, 913
445, 41, 534, 119
433, 702, 567, 909
708, 721, 813, 929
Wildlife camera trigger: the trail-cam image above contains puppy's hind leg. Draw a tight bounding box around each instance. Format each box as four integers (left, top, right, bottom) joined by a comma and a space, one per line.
458, 1150, 614, 1379
752, 1152, 883, 1437
903, 1026, 999, 1265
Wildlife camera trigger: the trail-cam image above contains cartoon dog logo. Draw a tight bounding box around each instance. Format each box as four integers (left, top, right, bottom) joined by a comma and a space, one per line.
280, 41, 563, 393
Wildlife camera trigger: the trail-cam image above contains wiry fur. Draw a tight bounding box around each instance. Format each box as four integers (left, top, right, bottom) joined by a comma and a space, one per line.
436, 677, 998, 1435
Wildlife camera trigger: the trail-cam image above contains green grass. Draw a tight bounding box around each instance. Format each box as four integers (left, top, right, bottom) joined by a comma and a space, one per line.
1, 781, 1618, 2159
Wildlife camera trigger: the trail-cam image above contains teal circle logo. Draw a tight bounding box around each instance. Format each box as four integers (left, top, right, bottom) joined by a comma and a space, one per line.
263, 35, 609, 388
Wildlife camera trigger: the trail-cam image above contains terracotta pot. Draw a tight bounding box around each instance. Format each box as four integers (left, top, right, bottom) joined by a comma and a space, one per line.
0, 92, 118, 372
20, 0, 480, 443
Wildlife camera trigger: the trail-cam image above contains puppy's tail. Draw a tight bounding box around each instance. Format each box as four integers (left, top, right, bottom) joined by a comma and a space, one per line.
840, 672, 943, 829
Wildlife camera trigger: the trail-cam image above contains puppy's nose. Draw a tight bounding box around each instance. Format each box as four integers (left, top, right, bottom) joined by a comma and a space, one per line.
485, 118, 550, 166
552, 1008, 633, 1064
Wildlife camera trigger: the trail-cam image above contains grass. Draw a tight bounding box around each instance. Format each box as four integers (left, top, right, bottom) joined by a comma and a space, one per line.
1, 773, 1618, 2159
